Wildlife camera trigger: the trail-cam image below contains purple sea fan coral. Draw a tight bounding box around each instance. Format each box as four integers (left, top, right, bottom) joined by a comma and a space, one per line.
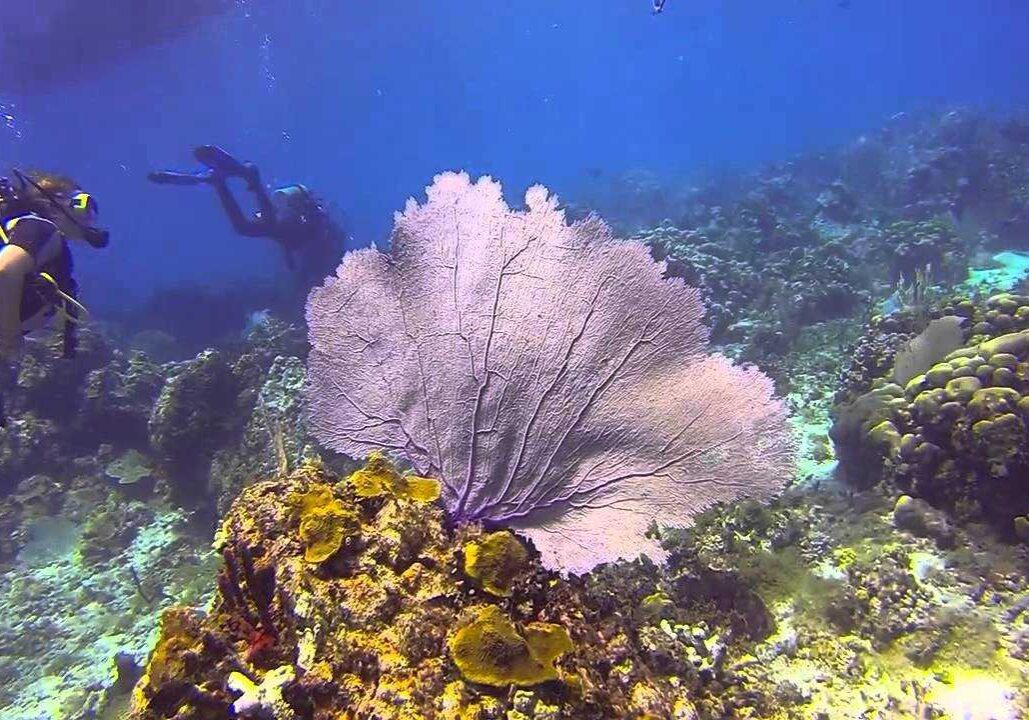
306, 172, 794, 573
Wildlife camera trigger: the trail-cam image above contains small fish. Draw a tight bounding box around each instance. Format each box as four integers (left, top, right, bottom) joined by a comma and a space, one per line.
652, 0, 668, 14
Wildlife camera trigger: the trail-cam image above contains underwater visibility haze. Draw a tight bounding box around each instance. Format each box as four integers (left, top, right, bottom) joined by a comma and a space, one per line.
2, 2, 1029, 719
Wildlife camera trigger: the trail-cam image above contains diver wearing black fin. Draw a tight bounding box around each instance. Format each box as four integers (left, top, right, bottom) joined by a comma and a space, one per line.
149, 146, 344, 282
653, 0, 668, 13
0, 169, 110, 426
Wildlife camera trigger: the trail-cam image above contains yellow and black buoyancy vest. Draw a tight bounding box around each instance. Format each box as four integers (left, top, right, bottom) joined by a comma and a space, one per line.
0, 215, 87, 358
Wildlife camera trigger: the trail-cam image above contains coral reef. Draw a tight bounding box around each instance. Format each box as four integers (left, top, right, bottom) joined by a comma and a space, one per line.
130, 457, 710, 719
81, 350, 165, 446
128, 456, 1029, 720
641, 222, 866, 357
6, 109, 1029, 720
658, 486, 1029, 719
0, 485, 215, 719
622, 110, 1029, 374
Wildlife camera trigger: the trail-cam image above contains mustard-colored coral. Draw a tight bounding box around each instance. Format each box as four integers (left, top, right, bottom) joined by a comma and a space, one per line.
448, 605, 572, 687
348, 452, 441, 503
403, 475, 443, 502
295, 485, 360, 563
523, 621, 574, 665
463, 531, 528, 597
131, 608, 205, 713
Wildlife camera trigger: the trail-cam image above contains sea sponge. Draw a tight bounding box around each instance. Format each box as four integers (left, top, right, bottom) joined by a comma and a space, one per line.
295, 485, 360, 563
448, 605, 572, 687
463, 531, 528, 597
228, 665, 296, 718
347, 453, 441, 503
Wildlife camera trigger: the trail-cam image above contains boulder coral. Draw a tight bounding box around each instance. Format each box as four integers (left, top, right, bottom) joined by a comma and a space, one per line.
832, 292, 1029, 532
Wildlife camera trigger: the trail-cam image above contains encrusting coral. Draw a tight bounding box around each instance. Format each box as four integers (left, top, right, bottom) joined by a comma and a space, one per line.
347, 451, 441, 503
294, 485, 360, 564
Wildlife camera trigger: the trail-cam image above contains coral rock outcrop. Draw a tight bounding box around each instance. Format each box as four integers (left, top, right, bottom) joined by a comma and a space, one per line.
129, 457, 700, 719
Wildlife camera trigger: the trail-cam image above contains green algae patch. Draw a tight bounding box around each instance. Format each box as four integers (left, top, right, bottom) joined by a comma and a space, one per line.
735, 547, 839, 613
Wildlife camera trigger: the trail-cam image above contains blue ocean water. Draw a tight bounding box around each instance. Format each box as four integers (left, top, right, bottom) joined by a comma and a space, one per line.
5, 4, 1029, 719
1, 0, 1027, 313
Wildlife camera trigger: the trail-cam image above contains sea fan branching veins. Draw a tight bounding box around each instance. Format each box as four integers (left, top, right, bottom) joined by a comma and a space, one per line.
306, 172, 795, 573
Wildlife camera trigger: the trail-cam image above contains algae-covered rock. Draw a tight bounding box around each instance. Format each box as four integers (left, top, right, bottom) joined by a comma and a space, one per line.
892, 495, 956, 549
149, 350, 239, 480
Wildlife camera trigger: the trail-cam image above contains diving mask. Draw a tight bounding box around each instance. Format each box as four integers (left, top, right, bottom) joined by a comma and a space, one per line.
11, 169, 110, 248
66, 191, 108, 248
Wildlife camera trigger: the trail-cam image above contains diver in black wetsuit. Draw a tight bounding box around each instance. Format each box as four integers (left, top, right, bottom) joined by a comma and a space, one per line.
148, 146, 344, 286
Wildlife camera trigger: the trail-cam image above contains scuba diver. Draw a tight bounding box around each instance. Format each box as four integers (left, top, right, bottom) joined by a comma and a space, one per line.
653, 0, 668, 13
148, 146, 345, 288
0, 168, 110, 427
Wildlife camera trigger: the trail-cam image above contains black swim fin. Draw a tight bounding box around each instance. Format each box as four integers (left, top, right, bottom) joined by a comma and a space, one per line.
147, 170, 215, 186
194, 145, 251, 178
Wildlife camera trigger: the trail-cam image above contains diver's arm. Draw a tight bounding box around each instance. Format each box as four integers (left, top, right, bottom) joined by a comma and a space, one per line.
0, 245, 33, 359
